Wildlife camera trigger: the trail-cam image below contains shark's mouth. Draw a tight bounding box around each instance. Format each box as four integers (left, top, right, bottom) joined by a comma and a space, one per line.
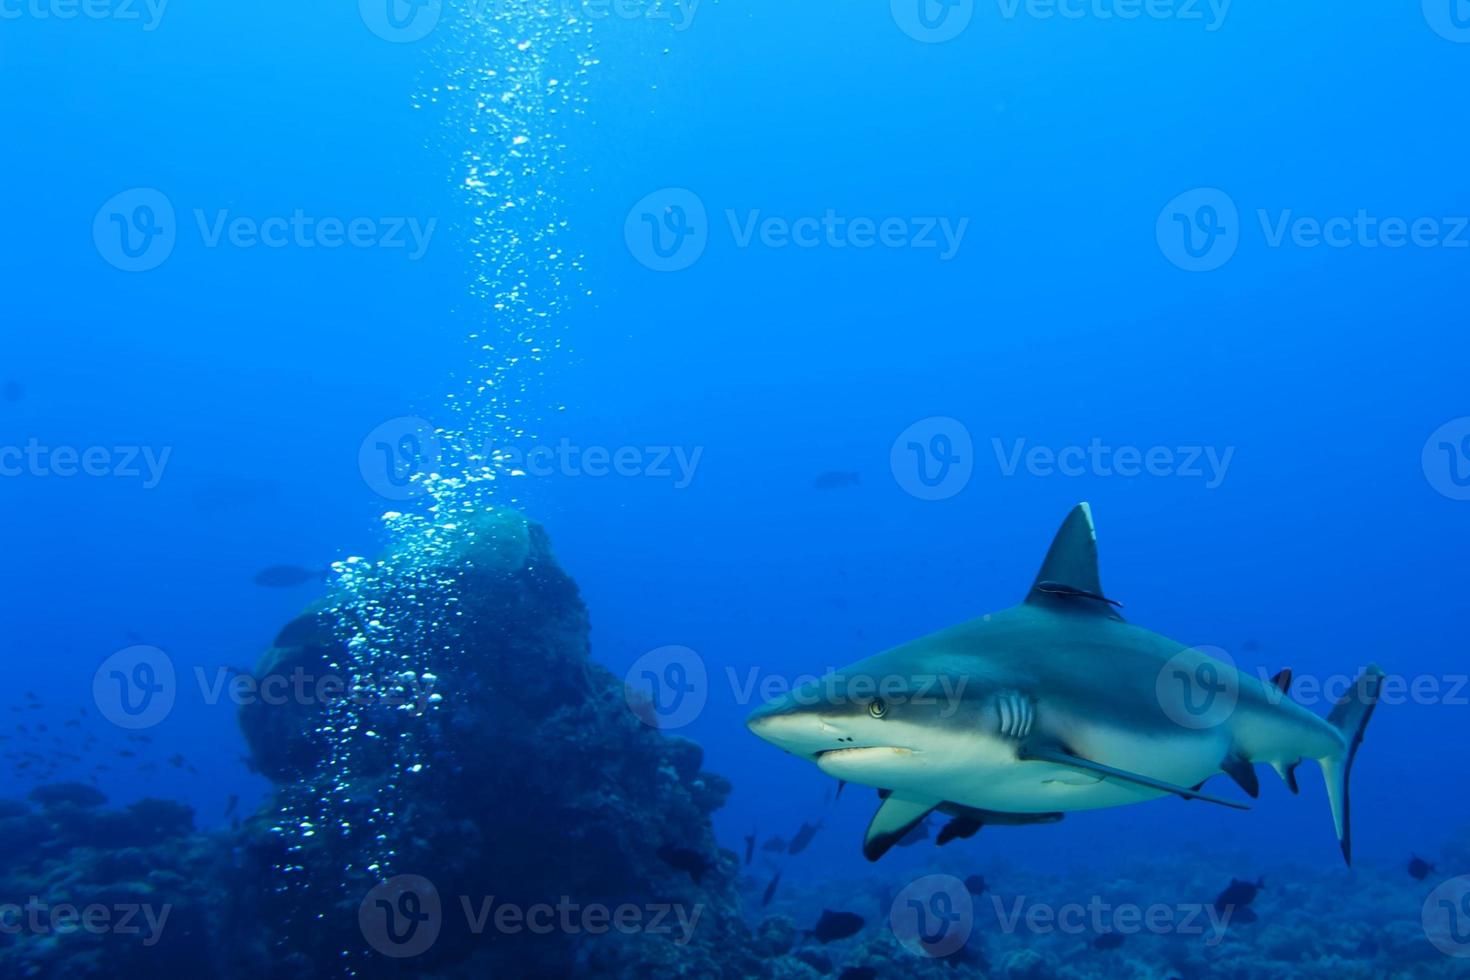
815, 746, 915, 761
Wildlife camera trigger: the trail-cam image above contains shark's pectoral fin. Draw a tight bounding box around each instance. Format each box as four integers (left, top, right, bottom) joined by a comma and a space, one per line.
1018, 745, 1251, 811
1025, 503, 1125, 620
863, 793, 939, 862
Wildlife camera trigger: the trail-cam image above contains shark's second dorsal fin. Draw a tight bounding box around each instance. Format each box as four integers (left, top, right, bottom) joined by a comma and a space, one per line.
1026, 503, 1123, 619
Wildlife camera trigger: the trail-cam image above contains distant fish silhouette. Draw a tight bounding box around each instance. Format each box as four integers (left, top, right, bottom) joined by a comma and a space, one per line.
656, 844, 712, 884
813, 471, 860, 490
807, 909, 864, 944
787, 820, 822, 855
743, 828, 756, 865
761, 870, 781, 907
1093, 932, 1125, 950
1408, 854, 1435, 881
964, 874, 988, 896
1215, 876, 1265, 924
252, 565, 327, 589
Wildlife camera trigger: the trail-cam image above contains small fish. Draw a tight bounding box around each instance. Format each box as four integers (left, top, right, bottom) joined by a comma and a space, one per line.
252, 565, 327, 589
762, 837, 788, 853
1093, 932, 1125, 950
813, 471, 861, 490
1409, 855, 1435, 881
761, 870, 782, 907
787, 820, 822, 855
168, 754, 186, 768
1213, 876, 1265, 915
963, 874, 988, 897
656, 844, 713, 884
743, 829, 756, 865
807, 909, 865, 944
838, 969, 877, 980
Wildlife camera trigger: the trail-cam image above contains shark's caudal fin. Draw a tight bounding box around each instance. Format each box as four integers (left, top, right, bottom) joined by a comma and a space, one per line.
1026, 503, 1125, 620
1318, 665, 1384, 866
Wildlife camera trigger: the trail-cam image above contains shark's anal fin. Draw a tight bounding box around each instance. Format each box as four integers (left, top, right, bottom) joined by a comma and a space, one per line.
863, 794, 939, 862
1025, 503, 1124, 620
1019, 745, 1251, 811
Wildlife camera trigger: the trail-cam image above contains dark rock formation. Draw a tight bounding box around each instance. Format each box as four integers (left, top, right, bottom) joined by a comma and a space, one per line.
233, 508, 764, 978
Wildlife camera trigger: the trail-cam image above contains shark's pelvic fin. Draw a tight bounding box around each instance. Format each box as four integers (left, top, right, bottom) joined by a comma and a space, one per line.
1026, 502, 1124, 620
1270, 760, 1301, 794
1222, 755, 1261, 798
1019, 745, 1251, 810
863, 794, 938, 862
935, 816, 983, 846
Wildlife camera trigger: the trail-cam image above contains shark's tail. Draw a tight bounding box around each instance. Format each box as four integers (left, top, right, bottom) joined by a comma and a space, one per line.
1317, 664, 1384, 865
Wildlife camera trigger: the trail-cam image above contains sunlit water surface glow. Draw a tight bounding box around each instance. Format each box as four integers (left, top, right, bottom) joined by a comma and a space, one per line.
265, 5, 597, 970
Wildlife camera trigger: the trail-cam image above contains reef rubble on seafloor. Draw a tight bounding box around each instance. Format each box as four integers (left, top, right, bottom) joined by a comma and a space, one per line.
1, 509, 1468, 978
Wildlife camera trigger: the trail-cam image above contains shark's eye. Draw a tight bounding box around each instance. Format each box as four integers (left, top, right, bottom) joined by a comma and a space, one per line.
868, 698, 887, 719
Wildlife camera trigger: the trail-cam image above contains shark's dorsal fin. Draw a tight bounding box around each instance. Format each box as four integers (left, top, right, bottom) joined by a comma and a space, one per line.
863, 794, 938, 862
1026, 503, 1123, 619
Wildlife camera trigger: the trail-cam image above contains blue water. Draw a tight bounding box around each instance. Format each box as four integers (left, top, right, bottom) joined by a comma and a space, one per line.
4, 1, 1469, 975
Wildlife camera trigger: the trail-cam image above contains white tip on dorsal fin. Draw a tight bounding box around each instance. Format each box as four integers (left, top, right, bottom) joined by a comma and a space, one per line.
1026, 503, 1122, 618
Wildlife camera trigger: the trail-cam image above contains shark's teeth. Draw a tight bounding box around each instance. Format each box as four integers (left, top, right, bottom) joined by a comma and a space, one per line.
997, 691, 1035, 739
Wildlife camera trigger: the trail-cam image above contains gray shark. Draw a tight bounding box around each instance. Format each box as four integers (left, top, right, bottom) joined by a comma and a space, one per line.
747, 503, 1382, 864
